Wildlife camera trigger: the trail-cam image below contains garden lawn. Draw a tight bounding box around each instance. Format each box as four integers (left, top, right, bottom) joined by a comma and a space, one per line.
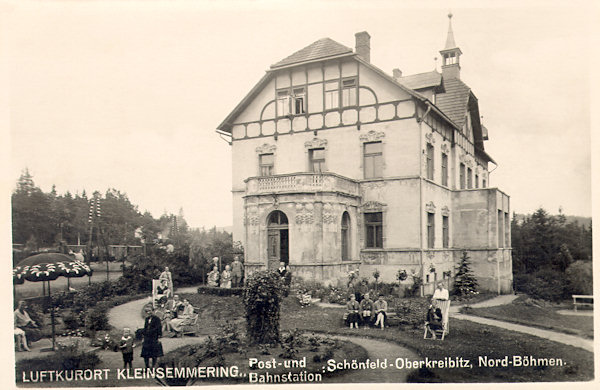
465, 296, 594, 339
182, 294, 246, 335
183, 293, 593, 383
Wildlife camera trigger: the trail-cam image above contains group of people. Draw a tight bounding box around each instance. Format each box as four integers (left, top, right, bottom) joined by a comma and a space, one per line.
346, 292, 388, 329
207, 256, 244, 288
345, 281, 450, 332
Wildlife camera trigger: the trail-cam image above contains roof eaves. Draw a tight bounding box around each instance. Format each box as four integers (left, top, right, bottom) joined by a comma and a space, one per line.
217, 72, 273, 132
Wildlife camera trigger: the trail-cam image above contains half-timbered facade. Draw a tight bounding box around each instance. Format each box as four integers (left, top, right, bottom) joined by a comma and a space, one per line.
217, 16, 513, 294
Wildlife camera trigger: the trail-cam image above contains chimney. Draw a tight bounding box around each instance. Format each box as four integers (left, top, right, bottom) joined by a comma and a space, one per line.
393, 68, 402, 80
355, 31, 371, 63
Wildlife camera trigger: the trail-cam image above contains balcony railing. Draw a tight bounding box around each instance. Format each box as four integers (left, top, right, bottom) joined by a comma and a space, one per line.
245, 172, 360, 197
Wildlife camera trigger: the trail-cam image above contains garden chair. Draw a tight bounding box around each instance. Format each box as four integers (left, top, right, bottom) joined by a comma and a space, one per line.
423, 299, 451, 340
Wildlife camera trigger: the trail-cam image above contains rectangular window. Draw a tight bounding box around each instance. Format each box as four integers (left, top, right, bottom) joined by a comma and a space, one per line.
459, 163, 466, 189
504, 212, 510, 247
442, 215, 449, 248
276, 89, 290, 116
259, 153, 274, 176
365, 212, 383, 248
497, 210, 504, 248
324, 81, 339, 110
475, 174, 479, 189
482, 178, 487, 188
309, 148, 326, 173
426, 143, 434, 180
277, 87, 305, 116
427, 212, 435, 248
292, 87, 306, 114
467, 167, 473, 189
342, 78, 357, 107
441, 153, 448, 186
363, 141, 383, 178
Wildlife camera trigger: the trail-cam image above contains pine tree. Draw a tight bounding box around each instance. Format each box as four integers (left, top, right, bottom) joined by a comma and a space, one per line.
453, 251, 478, 296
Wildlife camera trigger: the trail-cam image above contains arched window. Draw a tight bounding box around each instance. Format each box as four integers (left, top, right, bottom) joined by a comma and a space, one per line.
341, 212, 350, 261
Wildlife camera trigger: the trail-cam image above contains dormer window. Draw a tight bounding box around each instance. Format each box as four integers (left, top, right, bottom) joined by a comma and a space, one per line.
276, 87, 306, 116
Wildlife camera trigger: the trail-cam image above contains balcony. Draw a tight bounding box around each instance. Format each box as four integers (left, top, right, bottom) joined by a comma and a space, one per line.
245, 172, 360, 197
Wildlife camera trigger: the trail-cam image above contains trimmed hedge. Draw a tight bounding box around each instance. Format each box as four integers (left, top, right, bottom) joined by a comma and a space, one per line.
197, 286, 244, 296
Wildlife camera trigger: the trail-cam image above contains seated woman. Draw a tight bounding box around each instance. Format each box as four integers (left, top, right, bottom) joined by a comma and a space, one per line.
207, 265, 220, 287
426, 305, 444, 339
373, 294, 388, 329
14, 301, 39, 351
346, 295, 360, 329
359, 292, 374, 326
155, 279, 171, 305
220, 265, 232, 288
168, 299, 195, 336
426, 305, 443, 330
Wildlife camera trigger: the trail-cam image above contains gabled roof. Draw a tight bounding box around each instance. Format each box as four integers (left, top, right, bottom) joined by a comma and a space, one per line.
435, 77, 471, 128
218, 37, 461, 134
271, 38, 353, 69
398, 70, 443, 92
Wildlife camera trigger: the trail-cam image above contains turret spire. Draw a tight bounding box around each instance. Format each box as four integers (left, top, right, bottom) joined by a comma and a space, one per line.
439, 12, 462, 80
444, 12, 457, 49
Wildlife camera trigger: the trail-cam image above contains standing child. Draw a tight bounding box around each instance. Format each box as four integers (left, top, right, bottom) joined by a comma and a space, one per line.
119, 328, 136, 370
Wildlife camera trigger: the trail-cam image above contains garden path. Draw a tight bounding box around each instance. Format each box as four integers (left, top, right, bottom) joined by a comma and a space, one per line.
449, 294, 594, 352
450, 313, 594, 352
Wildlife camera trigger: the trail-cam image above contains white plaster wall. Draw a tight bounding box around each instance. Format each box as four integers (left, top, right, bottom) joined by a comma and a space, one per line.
235, 79, 276, 123
421, 181, 453, 248
358, 63, 412, 102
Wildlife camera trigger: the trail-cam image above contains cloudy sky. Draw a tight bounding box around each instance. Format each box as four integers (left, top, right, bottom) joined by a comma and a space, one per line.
4, 0, 594, 228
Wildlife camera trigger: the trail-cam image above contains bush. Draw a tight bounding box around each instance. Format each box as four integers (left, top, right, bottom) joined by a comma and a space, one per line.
565, 260, 593, 295
394, 297, 429, 329
15, 342, 100, 381
62, 311, 82, 330
405, 275, 423, 297
513, 268, 568, 302
197, 286, 244, 296
244, 270, 285, 345
85, 306, 110, 331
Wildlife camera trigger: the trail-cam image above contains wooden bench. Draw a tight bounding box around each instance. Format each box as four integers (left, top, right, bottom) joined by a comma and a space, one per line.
572, 295, 593, 311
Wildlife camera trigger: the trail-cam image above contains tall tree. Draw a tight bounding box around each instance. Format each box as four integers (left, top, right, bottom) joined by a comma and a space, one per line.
453, 251, 478, 296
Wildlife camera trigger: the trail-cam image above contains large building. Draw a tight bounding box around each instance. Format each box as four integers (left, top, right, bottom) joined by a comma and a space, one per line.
217, 15, 513, 294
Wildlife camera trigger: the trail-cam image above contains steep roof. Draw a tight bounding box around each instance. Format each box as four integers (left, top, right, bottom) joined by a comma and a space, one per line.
271, 38, 353, 69
435, 77, 471, 128
218, 37, 461, 135
398, 70, 443, 91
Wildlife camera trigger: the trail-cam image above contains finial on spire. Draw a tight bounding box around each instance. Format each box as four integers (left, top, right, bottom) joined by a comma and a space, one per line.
444, 12, 457, 50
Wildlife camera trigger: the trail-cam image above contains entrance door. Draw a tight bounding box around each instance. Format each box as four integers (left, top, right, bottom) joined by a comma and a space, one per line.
267, 211, 289, 269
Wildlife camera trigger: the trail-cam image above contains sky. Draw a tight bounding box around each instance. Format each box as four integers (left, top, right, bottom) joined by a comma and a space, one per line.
3, 0, 595, 229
